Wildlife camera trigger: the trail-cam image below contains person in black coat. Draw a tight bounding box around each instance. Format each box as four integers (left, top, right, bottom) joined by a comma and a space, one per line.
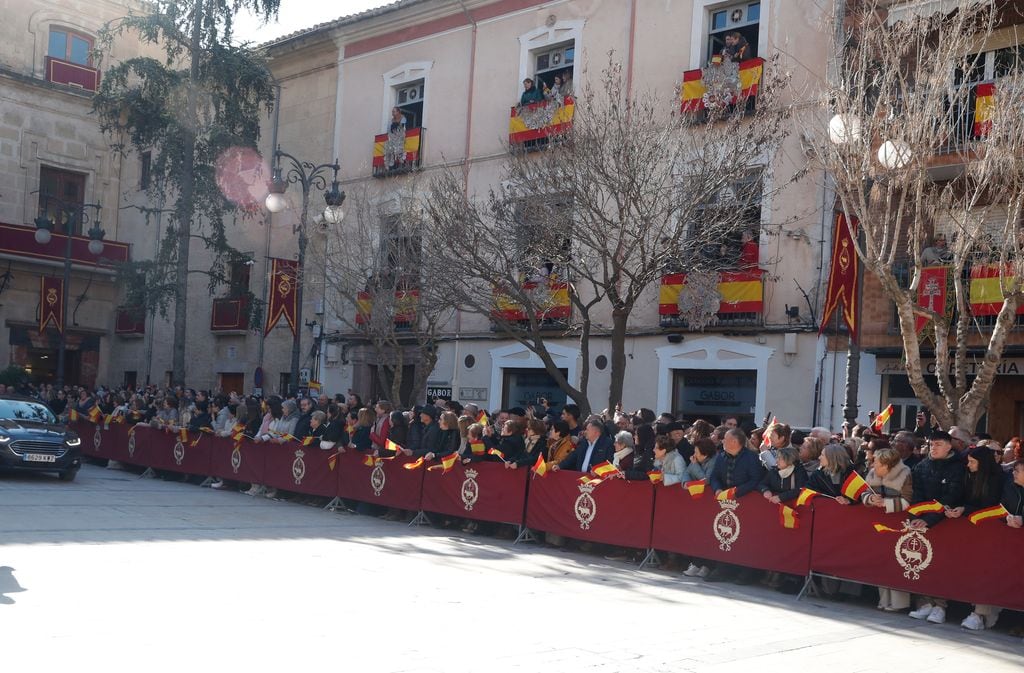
808, 444, 859, 504
709, 428, 764, 497
622, 424, 656, 481
1003, 462, 1024, 523
909, 430, 965, 528
187, 400, 213, 432
412, 407, 442, 458
759, 446, 808, 503
430, 411, 461, 460
483, 420, 529, 466
405, 409, 424, 455
319, 404, 348, 448
293, 397, 315, 438
556, 419, 614, 472
947, 446, 1005, 519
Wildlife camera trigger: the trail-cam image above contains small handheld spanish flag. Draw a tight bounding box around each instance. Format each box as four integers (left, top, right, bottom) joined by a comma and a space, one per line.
469, 440, 486, 456
427, 452, 459, 474
190, 433, 202, 448
362, 455, 378, 467
872, 523, 901, 534
301, 436, 315, 447
761, 416, 778, 448
872, 404, 894, 433
403, 456, 425, 470
477, 410, 490, 426
968, 503, 1009, 525
716, 486, 737, 501
841, 472, 870, 501
69, 409, 80, 422
327, 453, 338, 471
531, 452, 549, 478
104, 414, 113, 426
591, 461, 621, 479
88, 406, 102, 424
778, 504, 799, 529
578, 475, 603, 487
647, 470, 664, 485
907, 500, 945, 516
385, 438, 405, 454
487, 447, 506, 461
179, 428, 188, 443
684, 479, 706, 497
795, 488, 819, 507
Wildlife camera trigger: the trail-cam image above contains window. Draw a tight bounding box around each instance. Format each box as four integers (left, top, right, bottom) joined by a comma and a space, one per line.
227, 258, 252, 296
513, 196, 572, 280
48, 27, 93, 66
38, 166, 86, 235
393, 79, 424, 130
123, 371, 137, 389
686, 169, 762, 270
140, 151, 152, 190
532, 42, 575, 91
379, 214, 422, 290
956, 46, 1024, 85
706, 2, 760, 63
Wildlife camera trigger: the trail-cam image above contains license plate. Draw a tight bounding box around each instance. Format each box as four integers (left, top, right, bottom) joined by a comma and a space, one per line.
23, 453, 57, 463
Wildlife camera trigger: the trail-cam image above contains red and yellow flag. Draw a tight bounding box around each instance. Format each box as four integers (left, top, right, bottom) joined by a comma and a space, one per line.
716, 487, 737, 501
190, 433, 203, 448
872, 404, 894, 433
578, 475, 604, 487
39, 276, 64, 334
968, 503, 1009, 525
427, 452, 459, 473
761, 416, 778, 448
487, 448, 506, 461
973, 82, 995, 137
264, 258, 299, 336
648, 470, 664, 485
795, 488, 819, 507
477, 411, 490, 427
69, 409, 79, 422
328, 453, 338, 471
819, 213, 860, 339
907, 500, 944, 516
88, 406, 102, 424
872, 523, 901, 534
684, 479, 706, 497
385, 438, 404, 454
469, 441, 486, 456
403, 456, 425, 470
591, 461, 621, 479
531, 452, 549, 478
362, 455, 378, 467
778, 504, 800, 529
301, 436, 315, 446
178, 428, 188, 443
841, 472, 870, 501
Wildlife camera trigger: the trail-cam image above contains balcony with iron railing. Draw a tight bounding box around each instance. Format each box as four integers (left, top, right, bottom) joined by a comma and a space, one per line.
508, 95, 575, 151
373, 127, 423, 178
0, 221, 129, 267
679, 56, 765, 122
658, 270, 765, 329
115, 306, 145, 337
355, 289, 420, 331
490, 277, 571, 330
210, 296, 249, 333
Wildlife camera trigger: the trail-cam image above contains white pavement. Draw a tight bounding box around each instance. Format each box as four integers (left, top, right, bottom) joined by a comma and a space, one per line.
0, 464, 1020, 672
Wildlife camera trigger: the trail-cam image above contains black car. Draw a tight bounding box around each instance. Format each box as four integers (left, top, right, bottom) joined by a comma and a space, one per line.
0, 395, 81, 481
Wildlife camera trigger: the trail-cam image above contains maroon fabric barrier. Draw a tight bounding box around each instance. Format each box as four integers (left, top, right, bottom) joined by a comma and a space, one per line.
72, 420, 119, 461
810, 499, 1024, 610
207, 435, 267, 485
525, 471, 654, 549
262, 442, 340, 497
336, 451, 424, 510
129, 425, 213, 475
651, 486, 813, 575
420, 462, 528, 524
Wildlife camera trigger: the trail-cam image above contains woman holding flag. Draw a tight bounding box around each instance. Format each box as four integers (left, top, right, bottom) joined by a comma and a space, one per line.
807, 445, 858, 504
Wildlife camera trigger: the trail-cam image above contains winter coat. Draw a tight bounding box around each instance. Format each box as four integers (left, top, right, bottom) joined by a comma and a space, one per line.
759, 462, 808, 502
1001, 475, 1024, 517
412, 421, 442, 457
437, 428, 460, 458
808, 466, 859, 504
350, 426, 372, 452
547, 436, 575, 464
910, 453, 965, 526
623, 445, 656, 481
962, 468, 1005, 514
654, 449, 686, 486
709, 448, 765, 497
684, 453, 719, 483
862, 461, 913, 513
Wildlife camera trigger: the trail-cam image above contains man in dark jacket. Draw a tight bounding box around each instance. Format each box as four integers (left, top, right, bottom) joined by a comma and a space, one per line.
1002, 462, 1024, 524
557, 419, 614, 472
710, 428, 765, 497
909, 430, 965, 528
667, 422, 694, 462
293, 397, 314, 438
412, 407, 441, 458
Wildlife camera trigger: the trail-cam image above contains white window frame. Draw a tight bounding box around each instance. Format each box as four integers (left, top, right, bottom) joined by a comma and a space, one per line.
380, 61, 433, 133
689, 0, 770, 70
517, 20, 585, 99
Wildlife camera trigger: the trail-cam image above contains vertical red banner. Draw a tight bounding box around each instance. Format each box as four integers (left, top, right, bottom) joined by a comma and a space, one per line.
819, 213, 860, 339
915, 266, 951, 333
264, 258, 298, 336
39, 276, 64, 334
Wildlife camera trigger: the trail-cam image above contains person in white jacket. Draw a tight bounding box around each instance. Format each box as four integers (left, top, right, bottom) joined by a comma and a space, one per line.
653, 435, 686, 486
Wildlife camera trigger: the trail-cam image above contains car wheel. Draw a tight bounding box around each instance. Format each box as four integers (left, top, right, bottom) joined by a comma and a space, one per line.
58, 469, 78, 482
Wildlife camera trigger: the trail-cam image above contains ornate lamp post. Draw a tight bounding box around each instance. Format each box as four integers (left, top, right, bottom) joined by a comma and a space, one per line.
265, 147, 345, 395
33, 195, 105, 387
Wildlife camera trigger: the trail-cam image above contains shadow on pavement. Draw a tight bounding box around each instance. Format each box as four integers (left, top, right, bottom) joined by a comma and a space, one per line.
0, 566, 26, 604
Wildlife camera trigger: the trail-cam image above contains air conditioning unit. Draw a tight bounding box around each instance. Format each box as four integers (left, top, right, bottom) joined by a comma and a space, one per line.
326, 344, 341, 364
397, 82, 424, 104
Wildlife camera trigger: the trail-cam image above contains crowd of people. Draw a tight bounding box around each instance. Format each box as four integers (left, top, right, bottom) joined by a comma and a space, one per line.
4, 378, 1023, 637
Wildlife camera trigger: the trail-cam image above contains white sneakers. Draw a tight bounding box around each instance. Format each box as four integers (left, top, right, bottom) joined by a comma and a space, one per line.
961, 612, 998, 631
244, 484, 264, 496
909, 603, 937, 620
263, 487, 278, 499
683, 564, 711, 578
926, 607, 946, 624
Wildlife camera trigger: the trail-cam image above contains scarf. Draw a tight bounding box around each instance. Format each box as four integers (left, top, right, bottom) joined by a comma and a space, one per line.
613, 446, 633, 467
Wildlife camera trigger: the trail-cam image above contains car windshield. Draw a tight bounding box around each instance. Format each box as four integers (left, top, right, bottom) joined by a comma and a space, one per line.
0, 400, 57, 424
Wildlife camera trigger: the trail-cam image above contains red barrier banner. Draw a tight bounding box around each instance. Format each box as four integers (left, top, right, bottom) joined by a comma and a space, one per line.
420, 462, 528, 524
207, 435, 267, 485
72, 420, 137, 463
262, 443, 340, 497
652, 486, 813, 575
525, 470, 654, 549
336, 451, 424, 511
133, 425, 213, 475
810, 499, 1024, 610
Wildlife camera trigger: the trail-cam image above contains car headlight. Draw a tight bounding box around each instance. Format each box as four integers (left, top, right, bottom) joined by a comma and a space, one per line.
65, 436, 81, 447
0, 435, 10, 444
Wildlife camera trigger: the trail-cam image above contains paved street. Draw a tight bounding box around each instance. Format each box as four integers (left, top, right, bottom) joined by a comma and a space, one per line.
0, 464, 1020, 672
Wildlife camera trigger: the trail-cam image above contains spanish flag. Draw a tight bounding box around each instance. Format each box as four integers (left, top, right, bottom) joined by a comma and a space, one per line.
778, 504, 799, 529
362, 455, 378, 467
372, 127, 422, 170
403, 456, 425, 470
680, 57, 765, 113
761, 416, 778, 448
328, 453, 338, 471
591, 461, 621, 478
872, 404, 894, 433
103, 414, 113, 426
301, 436, 315, 447
841, 472, 870, 501
531, 453, 549, 478
69, 409, 79, 422
477, 411, 490, 427
648, 470, 664, 485
968, 503, 1009, 525
88, 406, 102, 424
872, 523, 901, 534
795, 488, 819, 507
469, 441, 486, 456
684, 479, 706, 497
578, 475, 603, 487
973, 82, 995, 137
907, 500, 945, 516
233, 428, 246, 442
385, 439, 404, 454
179, 428, 188, 443
190, 434, 203, 448
716, 487, 737, 501
487, 448, 506, 461
427, 452, 459, 473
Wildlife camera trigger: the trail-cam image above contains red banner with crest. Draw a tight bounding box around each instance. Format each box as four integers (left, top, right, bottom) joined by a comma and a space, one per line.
915, 266, 952, 334
39, 276, 64, 334
819, 213, 860, 339
264, 258, 298, 336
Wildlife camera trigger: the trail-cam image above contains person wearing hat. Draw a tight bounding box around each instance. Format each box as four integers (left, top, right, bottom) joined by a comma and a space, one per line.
907, 429, 965, 624
412, 405, 442, 458
948, 426, 973, 456
667, 421, 694, 462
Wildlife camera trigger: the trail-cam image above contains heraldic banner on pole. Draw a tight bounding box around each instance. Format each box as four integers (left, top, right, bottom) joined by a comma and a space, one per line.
819, 212, 860, 339
264, 258, 298, 336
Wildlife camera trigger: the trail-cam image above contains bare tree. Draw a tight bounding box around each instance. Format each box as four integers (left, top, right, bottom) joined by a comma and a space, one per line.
805, 0, 1024, 429
309, 185, 452, 407
425, 56, 795, 413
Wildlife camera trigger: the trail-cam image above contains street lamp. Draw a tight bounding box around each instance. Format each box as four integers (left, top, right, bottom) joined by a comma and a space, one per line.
264, 146, 345, 395
33, 194, 105, 388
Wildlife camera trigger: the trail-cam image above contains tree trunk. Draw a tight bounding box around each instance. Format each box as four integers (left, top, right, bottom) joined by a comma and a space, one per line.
607, 307, 628, 414
172, 0, 205, 386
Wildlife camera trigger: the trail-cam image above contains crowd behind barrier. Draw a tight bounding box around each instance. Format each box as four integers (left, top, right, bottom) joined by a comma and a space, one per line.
69, 418, 1024, 615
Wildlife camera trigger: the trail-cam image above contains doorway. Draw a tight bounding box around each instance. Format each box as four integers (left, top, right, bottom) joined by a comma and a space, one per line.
501, 367, 568, 410
219, 373, 244, 396
672, 368, 757, 426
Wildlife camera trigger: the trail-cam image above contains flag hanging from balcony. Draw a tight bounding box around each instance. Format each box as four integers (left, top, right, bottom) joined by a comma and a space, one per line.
969, 264, 1024, 317
509, 96, 575, 144
658, 271, 763, 316
819, 213, 860, 340
39, 276, 64, 334
264, 258, 298, 336
373, 127, 422, 175
973, 82, 995, 137
915, 266, 952, 335
680, 57, 764, 113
